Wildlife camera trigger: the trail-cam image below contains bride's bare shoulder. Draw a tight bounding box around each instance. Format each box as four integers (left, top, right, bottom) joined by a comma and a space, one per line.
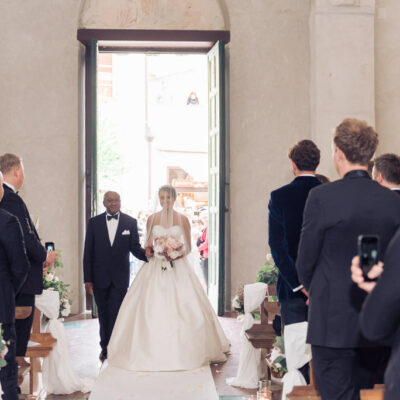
146, 212, 161, 227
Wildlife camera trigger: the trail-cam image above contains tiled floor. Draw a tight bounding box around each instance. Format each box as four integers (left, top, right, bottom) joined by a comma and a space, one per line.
20, 313, 280, 399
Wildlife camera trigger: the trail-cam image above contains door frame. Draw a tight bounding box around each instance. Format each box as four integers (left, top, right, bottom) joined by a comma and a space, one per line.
78, 29, 230, 312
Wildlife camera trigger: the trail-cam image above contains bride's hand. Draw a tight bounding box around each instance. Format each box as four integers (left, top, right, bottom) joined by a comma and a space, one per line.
145, 246, 154, 259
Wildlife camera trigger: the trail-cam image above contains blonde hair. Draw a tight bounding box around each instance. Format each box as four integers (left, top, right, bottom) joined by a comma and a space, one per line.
158, 184, 177, 199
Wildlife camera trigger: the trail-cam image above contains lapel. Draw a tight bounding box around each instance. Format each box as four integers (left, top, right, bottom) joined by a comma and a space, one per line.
112, 213, 124, 248
99, 212, 112, 247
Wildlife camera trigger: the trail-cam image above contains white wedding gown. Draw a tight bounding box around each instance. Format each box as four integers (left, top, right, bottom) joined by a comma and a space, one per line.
106, 225, 230, 372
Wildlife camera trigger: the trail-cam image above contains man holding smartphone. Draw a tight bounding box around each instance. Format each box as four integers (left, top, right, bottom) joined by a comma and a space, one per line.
296, 119, 400, 400
0, 153, 57, 364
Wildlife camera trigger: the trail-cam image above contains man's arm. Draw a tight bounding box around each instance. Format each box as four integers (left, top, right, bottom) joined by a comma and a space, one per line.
268, 195, 301, 291
0, 194, 46, 264
4, 215, 30, 294
83, 219, 95, 284
296, 191, 325, 291
129, 219, 147, 262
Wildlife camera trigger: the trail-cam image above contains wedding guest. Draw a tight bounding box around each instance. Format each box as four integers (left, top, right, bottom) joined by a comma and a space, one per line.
196, 210, 209, 291
350, 227, 400, 400
268, 139, 321, 382
372, 153, 400, 195
83, 191, 148, 362
296, 119, 400, 399
0, 154, 57, 363
315, 173, 330, 184
0, 171, 30, 400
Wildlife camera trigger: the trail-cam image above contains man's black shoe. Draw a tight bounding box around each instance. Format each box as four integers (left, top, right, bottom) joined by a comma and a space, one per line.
99, 350, 107, 362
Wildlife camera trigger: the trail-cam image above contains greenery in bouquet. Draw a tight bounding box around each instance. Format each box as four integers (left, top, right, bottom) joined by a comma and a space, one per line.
256, 253, 279, 301
43, 250, 73, 319
268, 335, 288, 379
0, 324, 8, 369
231, 285, 260, 319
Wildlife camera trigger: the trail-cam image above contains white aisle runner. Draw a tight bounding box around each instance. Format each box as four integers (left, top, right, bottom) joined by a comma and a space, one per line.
89, 363, 219, 400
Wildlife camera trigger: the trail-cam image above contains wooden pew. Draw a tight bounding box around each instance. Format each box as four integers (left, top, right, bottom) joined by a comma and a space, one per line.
286, 361, 321, 399
245, 286, 279, 379
360, 384, 385, 400
25, 307, 57, 394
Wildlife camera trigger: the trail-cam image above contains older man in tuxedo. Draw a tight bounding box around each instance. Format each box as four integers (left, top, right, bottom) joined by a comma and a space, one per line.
296, 119, 400, 400
83, 191, 148, 362
0, 153, 57, 362
372, 153, 400, 195
0, 171, 30, 400
268, 139, 321, 382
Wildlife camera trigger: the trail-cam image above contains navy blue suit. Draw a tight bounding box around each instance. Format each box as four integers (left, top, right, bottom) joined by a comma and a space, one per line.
360, 227, 400, 400
0, 208, 30, 400
297, 171, 400, 399
268, 176, 322, 303
0, 184, 47, 357
83, 212, 147, 355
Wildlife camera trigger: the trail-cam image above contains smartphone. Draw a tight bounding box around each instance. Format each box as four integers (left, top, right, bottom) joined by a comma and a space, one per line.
357, 235, 379, 281
45, 242, 55, 252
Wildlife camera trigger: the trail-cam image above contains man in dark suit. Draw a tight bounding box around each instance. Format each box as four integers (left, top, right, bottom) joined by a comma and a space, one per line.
268, 139, 321, 382
0, 171, 30, 400
296, 119, 400, 400
372, 153, 400, 195
351, 227, 400, 400
0, 154, 57, 362
83, 191, 148, 362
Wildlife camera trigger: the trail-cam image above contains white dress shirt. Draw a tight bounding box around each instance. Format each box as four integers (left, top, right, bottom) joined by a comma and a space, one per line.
106, 213, 120, 246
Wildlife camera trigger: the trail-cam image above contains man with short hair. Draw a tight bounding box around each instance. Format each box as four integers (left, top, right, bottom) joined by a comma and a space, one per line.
0, 153, 57, 362
268, 139, 322, 381
372, 153, 400, 195
0, 171, 30, 400
83, 191, 148, 362
296, 119, 400, 399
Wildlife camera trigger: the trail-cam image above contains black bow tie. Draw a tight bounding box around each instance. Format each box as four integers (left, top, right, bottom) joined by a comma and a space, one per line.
107, 214, 118, 221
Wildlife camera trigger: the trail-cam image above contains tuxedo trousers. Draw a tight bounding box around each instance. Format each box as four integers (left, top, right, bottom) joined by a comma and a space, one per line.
311, 345, 389, 400
0, 323, 18, 400
93, 285, 127, 355
14, 293, 35, 357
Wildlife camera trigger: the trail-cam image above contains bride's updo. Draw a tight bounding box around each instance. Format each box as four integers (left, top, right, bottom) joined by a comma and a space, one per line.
158, 184, 177, 200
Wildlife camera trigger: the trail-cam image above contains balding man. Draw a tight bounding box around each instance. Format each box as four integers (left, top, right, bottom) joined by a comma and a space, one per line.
83, 191, 148, 362
372, 153, 400, 195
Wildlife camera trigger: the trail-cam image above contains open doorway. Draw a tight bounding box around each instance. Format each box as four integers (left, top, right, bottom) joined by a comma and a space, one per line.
97, 52, 209, 290
80, 31, 228, 315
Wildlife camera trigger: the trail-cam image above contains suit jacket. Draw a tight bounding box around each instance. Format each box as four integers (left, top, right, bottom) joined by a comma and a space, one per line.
268, 176, 322, 302
360, 227, 400, 400
296, 170, 400, 348
0, 209, 30, 323
83, 212, 148, 289
0, 184, 47, 295
392, 188, 400, 196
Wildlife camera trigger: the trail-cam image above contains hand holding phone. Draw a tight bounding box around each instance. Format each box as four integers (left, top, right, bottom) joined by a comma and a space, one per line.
45, 242, 55, 251
357, 235, 380, 281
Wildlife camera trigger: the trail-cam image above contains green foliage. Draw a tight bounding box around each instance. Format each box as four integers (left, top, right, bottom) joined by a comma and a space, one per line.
43, 250, 72, 319
0, 324, 7, 369
256, 262, 278, 286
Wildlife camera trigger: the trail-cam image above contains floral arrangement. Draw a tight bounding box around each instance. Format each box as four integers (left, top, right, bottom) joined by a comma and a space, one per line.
154, 236, 184, 271
43, 250, 73, 318
256, 254, 279, 301
0, 324, 8, 369
268, 335, 288, 379
232, 285, 244, 314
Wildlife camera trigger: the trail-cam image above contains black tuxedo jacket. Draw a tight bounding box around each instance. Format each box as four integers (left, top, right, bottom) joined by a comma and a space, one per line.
297, 170, 400, 348
83, 212, 147, 289
0, 209, 30, 323
268, 176, 322, 302
360, 227, 400, 400
0, 184, 47, 295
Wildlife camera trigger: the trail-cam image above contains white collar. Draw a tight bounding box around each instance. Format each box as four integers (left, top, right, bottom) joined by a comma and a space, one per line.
298, 174, 315, 178
3, 181, 16, 193
106, 212, 120, 218
391, 188, 400, 191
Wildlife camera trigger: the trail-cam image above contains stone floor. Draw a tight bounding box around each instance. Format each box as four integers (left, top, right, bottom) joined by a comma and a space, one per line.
19, 313, 280, 399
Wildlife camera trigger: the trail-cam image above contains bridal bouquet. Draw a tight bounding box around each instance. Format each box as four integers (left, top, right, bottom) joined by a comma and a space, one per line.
154, 236, 184, 271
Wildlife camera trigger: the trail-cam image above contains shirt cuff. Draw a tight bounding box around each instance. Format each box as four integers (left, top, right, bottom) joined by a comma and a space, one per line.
293, 284, 304, 292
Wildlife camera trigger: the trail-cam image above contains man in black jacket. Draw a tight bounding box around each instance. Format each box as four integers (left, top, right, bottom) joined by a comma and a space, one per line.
268, 139, 321, 382
351, 227, 400, 400
0, 154, 57, 361
0, 171, 30, 400
296, 119, 400, 400
83, 191, 148, 362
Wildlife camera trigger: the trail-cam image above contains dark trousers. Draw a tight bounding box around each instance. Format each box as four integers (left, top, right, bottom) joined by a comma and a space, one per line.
312, 345, 389, 400
14, 293, 35, 357
0, 323, 18, 400
200, 258, 208, 290
93, 285, 127, 356
280, 296, 309, 383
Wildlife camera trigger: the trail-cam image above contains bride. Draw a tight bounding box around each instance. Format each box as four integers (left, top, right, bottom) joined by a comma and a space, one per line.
106, 184, 230, 372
